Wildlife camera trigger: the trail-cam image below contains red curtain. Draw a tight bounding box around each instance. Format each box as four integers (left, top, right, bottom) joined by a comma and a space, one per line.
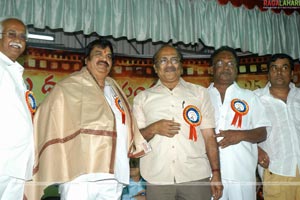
218, 0, 300, 15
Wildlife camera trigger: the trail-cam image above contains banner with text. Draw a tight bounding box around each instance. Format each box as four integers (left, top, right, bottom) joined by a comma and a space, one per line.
19, 47, 300, 105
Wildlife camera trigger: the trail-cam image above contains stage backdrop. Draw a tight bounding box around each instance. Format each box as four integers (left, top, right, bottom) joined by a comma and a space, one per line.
19, 47, 300, 105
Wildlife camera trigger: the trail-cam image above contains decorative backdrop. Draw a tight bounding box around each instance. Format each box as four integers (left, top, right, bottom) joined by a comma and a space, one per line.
19, 47, 300, 105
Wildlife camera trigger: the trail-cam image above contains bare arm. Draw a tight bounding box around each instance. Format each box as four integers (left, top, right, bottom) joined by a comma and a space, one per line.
202, 128, 223, 200
140, 119, 181, 141
216, 127, 267, 149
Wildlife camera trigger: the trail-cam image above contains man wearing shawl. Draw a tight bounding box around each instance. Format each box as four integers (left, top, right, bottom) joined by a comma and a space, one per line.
25, 38, 150, 200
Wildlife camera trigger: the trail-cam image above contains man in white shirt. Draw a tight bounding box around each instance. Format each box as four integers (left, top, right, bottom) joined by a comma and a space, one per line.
0, 17, 34, 199
133, 45, 223, 200
207, 46, 270, 200
255, 53, 300, 200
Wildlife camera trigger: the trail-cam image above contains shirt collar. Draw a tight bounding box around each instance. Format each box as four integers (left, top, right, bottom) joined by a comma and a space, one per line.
153, 77, 186, 89
209, 81, 237, 90
0, 51, 24, 73
264, 81, 297, 94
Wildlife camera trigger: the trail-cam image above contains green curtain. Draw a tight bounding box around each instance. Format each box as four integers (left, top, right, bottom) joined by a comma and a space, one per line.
0, 0, 299, 59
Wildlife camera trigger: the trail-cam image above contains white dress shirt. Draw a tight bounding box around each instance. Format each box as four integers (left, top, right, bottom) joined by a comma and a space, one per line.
255, 82, 300, 177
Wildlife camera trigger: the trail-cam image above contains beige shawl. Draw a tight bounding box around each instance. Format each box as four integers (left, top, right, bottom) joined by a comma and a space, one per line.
25, 67, 150, 199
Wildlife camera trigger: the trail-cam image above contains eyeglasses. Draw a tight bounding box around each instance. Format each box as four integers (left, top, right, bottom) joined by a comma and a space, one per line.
213, 60, 236, 68
156, 57, 180, 66
1, 30, 27, 41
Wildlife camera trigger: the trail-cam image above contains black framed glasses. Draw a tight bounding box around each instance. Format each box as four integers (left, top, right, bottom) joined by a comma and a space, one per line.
1, 30, 27, 41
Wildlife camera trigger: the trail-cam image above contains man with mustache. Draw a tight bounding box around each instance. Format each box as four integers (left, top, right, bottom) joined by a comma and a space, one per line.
207, 46, 270, 200
27, 38, 151, 200
0, 17, 34, 200
255, 54, 300, 200
132, 45, 223, 200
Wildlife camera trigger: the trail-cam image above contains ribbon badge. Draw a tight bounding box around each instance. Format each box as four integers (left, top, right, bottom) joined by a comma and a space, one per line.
25, 90, 37, 118
230, 98, 249, 128
115, 96, 125, 124
183, 105, 202, 141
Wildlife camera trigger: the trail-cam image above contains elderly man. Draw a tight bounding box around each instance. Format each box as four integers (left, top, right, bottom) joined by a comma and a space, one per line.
133, 45, 223, 200
27, 38, 150, 200
0, 18, 35, 199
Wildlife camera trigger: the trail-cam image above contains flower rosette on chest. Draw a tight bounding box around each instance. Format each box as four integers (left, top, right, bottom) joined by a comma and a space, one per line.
183, 105, 202, 141
230, 98, 249, 128
114, 96, 125, 124
25, 90, 37, 117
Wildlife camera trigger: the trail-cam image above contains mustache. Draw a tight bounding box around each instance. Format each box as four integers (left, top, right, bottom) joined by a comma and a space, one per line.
9, 42, 23, 49
96, 61, 109, 67
164, 66, 177, 72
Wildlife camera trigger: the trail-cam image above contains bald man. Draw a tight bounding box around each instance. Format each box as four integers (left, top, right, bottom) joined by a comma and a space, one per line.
0, 17, 34, 200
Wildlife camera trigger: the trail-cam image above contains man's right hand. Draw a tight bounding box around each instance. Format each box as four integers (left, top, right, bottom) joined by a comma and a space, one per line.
258, 146, 270, 168
154, 119, 180, 138
141, 119, 180, 141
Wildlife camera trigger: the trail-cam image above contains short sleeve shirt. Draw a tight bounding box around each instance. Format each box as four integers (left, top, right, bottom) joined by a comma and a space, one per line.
133, 78, 215, 184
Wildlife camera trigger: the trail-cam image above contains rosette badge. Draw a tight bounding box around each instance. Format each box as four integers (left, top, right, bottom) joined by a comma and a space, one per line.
183, 105, 202, 141
230, 98, 249, 128
25, 91, 37, 116
115, 96, 125, 124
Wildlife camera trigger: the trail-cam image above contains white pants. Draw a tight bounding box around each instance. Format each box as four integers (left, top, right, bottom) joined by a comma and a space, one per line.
0, 176, 25, 200
59, 179, 124, 200
219, 179, 256, 200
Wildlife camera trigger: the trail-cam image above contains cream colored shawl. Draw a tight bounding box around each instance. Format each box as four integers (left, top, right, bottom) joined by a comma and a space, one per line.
25, 67, 150, 199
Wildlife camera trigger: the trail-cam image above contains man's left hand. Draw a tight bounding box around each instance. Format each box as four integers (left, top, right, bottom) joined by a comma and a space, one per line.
210, 174, 223, 200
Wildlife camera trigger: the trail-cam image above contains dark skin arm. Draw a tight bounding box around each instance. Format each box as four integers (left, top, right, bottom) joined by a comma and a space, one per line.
215, 127, 267, 149
258, 146, 270, 168
202, 128, 223, 200
140, 119, 181, 141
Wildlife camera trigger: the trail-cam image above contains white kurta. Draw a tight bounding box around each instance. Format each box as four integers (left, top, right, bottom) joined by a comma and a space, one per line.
0, 52, 34, 180
208, 82, 270, 182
